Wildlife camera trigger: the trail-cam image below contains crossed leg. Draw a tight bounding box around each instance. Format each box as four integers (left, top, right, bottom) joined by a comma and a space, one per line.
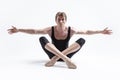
45, 42, 80, 66
39, 37, 85, 69
44, 42, 78, 69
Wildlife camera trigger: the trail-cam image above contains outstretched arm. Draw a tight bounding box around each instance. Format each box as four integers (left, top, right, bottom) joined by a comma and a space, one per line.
73, 27, 112, 35
7, 26, 51, 35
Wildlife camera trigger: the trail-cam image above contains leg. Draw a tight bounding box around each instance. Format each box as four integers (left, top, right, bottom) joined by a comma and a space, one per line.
39, 36, 55, 59
45, 38, 85, 67
39, 36, 76, 69
66, 38, 86, 58
44, 43, 77, 69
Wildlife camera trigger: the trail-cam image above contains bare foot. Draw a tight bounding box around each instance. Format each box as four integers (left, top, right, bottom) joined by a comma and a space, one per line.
66, 61, 77, 69
45, 60, 56, 67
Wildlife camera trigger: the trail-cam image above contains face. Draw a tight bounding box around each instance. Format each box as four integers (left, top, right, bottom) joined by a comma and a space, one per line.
56, 16, 66, 26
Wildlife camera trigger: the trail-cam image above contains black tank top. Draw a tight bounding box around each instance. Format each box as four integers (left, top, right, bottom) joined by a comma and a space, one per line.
51, 26, 71, 51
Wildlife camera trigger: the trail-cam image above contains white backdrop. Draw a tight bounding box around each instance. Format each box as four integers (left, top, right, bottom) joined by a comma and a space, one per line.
0, 0, 120, 80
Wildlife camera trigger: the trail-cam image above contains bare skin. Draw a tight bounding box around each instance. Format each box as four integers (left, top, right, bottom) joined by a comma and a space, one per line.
7, 12, 112, 69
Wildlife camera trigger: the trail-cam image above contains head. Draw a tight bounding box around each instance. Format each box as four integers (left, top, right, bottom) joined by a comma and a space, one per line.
55, 12, 67, 26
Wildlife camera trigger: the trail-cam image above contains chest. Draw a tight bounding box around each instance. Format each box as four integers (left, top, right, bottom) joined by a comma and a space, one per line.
54, 29, 68, 40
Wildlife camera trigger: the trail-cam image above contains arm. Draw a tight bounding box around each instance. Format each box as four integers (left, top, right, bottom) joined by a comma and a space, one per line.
7, 26, 51, 35
72, 27, 112, 35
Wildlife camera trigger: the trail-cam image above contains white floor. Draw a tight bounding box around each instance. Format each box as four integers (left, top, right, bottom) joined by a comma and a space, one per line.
0, 53, 120, 80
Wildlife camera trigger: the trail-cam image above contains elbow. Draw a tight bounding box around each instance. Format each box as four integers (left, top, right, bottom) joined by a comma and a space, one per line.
86, 31, 93, 35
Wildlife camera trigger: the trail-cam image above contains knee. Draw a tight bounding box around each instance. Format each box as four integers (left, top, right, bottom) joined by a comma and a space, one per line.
76, 38, 85, 47
39, 36, 49, 45
39, 36, 46, 42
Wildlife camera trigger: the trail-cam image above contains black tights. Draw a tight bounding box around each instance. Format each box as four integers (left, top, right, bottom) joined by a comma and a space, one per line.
39, 36, 85, 61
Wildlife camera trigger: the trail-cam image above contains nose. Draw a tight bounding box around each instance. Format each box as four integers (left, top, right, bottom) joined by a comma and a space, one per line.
60, 20, 63, 23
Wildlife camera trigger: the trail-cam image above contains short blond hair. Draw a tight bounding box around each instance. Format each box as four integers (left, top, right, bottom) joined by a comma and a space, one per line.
55, 12, 67, 21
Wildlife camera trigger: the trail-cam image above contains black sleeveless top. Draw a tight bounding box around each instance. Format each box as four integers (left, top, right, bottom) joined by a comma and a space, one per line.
51, 26, 71, 51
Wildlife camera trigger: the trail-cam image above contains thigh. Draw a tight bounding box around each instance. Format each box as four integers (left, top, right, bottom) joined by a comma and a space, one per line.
67, 38, 86, 58
39, 36, 55, 59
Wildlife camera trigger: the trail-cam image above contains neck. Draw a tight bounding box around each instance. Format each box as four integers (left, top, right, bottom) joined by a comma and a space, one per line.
56, 25, 66, 32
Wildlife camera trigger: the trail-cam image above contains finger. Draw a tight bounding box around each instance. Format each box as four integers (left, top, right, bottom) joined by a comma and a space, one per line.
104, 27, 108, 30
8, 31, 12, 34
7, 29, 12, 31
7, 29, 10, 31
12, 26, 15, 29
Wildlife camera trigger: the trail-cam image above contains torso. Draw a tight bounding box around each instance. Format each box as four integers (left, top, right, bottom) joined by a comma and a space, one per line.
54, 26, 68, 40
50, 26, 71, 51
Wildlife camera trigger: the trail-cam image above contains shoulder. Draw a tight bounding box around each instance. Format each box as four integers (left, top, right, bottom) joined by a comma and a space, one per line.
69, 26, 85, 34
45, 26, 54, 36
69, 26, 77, 34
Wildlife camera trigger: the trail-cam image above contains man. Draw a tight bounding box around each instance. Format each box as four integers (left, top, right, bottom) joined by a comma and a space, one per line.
8, 12, 112, 69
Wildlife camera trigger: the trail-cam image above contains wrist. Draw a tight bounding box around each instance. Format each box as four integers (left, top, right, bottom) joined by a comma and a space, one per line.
17, 29, 21, 32
99, 30, 103, 33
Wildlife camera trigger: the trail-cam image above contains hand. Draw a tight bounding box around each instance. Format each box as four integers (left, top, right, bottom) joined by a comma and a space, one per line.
102, 27, 112, 35
7, 26, 18, 34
